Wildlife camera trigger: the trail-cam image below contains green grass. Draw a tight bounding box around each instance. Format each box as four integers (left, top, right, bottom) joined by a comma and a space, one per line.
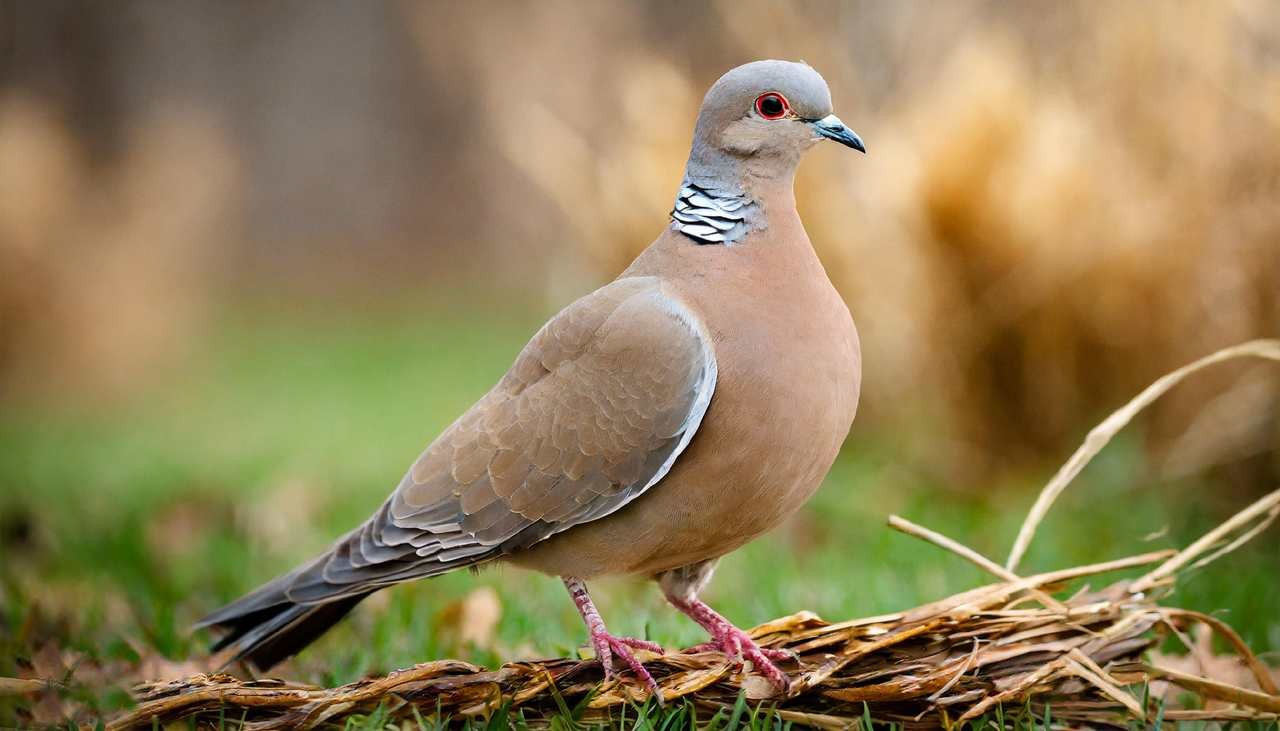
1, 301, 1277, 727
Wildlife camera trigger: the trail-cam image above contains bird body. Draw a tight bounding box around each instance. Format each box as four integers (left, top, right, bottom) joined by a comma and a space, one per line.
200, 59, 865, 694
513, 189, 860, 580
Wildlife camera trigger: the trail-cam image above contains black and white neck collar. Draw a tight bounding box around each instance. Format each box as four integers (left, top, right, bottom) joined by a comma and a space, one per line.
670, 179, 760, 245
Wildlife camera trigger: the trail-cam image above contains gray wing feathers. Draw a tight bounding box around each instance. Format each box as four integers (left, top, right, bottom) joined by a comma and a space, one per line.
282, 277, 716, 605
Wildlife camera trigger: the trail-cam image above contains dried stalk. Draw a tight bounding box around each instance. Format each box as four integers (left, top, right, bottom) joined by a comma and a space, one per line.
887, 515, 1066, 611
1005, 338, 1280, 572
1130, 487, 1280, 592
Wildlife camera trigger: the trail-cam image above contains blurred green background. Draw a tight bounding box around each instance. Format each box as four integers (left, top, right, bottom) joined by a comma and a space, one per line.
1, 0, 1278, 725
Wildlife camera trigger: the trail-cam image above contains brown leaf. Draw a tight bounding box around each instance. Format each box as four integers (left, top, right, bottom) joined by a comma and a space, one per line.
1149, 624, 1274, 709
30, 640, 67, 682
145, 498, 223, 558
437, 587, 503, 651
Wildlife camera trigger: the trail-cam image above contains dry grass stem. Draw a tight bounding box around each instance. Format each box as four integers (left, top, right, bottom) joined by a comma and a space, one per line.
1131, 487, 1280, 592
101, 341, 1279, 728
1005, 338, 1280, 572
887, 515, 1066, 611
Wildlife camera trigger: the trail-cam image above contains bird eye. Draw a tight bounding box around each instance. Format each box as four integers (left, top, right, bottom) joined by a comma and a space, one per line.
754, 92, 789, 120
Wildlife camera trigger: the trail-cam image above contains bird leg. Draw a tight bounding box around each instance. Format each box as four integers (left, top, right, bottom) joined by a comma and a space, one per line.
663, 592, 792, 692
562, 577, 663, 694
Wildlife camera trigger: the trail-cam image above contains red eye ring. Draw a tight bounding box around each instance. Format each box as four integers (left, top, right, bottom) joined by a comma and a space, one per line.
754, 92, 790, 120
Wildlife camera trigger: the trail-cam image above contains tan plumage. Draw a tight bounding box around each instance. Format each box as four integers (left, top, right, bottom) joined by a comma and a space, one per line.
513, 200, 860, 581
200, 59, 865, 693
285, 277, 717, 603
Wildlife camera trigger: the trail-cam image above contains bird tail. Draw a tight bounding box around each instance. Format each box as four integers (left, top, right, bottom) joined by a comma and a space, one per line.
196, 570, 372, 672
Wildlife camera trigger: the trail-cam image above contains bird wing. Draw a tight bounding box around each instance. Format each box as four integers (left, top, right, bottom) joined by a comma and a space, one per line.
284, 276, 716, 603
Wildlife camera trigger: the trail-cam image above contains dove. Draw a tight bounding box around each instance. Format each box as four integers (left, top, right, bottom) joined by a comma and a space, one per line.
199, 59, 864, 695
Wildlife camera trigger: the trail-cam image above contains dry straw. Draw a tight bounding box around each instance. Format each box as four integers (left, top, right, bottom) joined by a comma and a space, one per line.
108, 340, 1280, 729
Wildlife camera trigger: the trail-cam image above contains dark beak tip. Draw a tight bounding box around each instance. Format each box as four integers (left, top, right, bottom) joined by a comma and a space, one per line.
840, 130, 867, 154
832, 133, 866, 154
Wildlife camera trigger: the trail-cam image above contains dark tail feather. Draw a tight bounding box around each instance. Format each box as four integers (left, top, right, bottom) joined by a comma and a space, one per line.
198, 575, 371, 671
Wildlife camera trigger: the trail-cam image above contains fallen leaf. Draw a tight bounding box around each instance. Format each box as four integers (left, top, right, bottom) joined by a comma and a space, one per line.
1150, 624, 1274, 709
145, 497, 226, 557
437, 586, 503, 650
30, 640, 67, 682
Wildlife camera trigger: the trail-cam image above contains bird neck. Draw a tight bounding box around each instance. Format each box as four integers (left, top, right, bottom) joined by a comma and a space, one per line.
670, 178, 758, 246
673, 149, 798, 247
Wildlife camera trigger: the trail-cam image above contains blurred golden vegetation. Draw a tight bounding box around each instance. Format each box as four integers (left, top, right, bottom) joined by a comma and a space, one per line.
1, 1, 1276, 485
0, 98, 239, 396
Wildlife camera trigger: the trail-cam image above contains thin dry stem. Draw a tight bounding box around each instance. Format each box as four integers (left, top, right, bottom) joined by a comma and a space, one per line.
1130, 487, 1280, 592
888, 515, 1066, 611
1006, 338, 1280, 572
1158, 608, 1279, 695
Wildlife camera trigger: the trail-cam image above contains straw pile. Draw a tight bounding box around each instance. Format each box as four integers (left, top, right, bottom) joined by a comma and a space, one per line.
107, 341, 1280, 729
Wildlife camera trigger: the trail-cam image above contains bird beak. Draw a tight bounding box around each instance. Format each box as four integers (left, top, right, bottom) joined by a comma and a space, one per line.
810, 114, 866, 153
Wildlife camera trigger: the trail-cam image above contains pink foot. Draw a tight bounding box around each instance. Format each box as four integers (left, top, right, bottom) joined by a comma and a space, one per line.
563, 577, 664, 696
589, 631, 663, 691
668, 596, 792, 692
700, 620, 792, 691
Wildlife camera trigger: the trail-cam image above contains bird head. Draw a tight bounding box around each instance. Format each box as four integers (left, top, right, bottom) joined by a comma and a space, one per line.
686, 60, 864, 183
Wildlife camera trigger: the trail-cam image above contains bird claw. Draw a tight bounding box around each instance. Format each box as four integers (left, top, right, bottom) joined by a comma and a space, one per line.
590, 631, 664, 698
612, 635, 665, 654
685, 640, 793, 662
759, 647, 795, 662
696, 624, 793, 692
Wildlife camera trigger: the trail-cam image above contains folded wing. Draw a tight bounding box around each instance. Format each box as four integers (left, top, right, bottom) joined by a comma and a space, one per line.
282, 276, 717, 603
